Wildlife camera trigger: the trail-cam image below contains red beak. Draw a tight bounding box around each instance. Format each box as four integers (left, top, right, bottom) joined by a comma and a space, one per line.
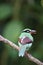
30, 30, 36, 34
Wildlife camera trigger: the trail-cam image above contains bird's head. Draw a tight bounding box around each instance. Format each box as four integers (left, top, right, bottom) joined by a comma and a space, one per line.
22, 28, 36, 35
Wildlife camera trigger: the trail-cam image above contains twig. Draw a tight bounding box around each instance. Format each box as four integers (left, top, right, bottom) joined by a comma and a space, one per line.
0, 35, 43, 65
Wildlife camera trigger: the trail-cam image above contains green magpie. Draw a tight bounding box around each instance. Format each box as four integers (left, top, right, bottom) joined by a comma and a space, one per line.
18, 28, 36, 57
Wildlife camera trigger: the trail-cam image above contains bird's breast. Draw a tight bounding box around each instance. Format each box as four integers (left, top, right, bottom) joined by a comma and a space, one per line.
18, 36, 33, 45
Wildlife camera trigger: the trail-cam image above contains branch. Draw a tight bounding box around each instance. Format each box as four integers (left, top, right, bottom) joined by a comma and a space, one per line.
0, 35, 43, 65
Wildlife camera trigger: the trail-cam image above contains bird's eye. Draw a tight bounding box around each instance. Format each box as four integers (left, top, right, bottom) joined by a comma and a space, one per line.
23, 29, 32, 33
27, 30, 31, 33
27, 30, 29, 32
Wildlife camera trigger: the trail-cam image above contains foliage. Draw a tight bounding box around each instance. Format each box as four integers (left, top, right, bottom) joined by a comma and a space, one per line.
0, 4, 12, 20
0, 0, 43, 65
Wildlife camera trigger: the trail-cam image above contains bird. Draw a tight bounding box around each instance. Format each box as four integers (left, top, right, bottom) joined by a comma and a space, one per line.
18, 28, 36, 57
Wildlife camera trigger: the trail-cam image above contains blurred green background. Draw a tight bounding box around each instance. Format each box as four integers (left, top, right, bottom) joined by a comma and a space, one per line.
0, 0, 43, 65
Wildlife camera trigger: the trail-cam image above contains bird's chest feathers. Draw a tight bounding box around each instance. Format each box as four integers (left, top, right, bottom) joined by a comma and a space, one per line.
19, 33, 33, 41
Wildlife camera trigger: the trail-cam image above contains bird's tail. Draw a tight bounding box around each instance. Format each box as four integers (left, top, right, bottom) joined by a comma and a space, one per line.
19, 45, 26, 57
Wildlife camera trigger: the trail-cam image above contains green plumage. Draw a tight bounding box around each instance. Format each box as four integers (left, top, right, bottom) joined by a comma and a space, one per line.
18, 28, 36, 57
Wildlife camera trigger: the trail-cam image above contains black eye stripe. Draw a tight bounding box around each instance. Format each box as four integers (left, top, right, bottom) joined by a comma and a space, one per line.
23, 30, 31, 33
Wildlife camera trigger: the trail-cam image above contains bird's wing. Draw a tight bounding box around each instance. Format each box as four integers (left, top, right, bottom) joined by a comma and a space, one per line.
19, 36, 33, 45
